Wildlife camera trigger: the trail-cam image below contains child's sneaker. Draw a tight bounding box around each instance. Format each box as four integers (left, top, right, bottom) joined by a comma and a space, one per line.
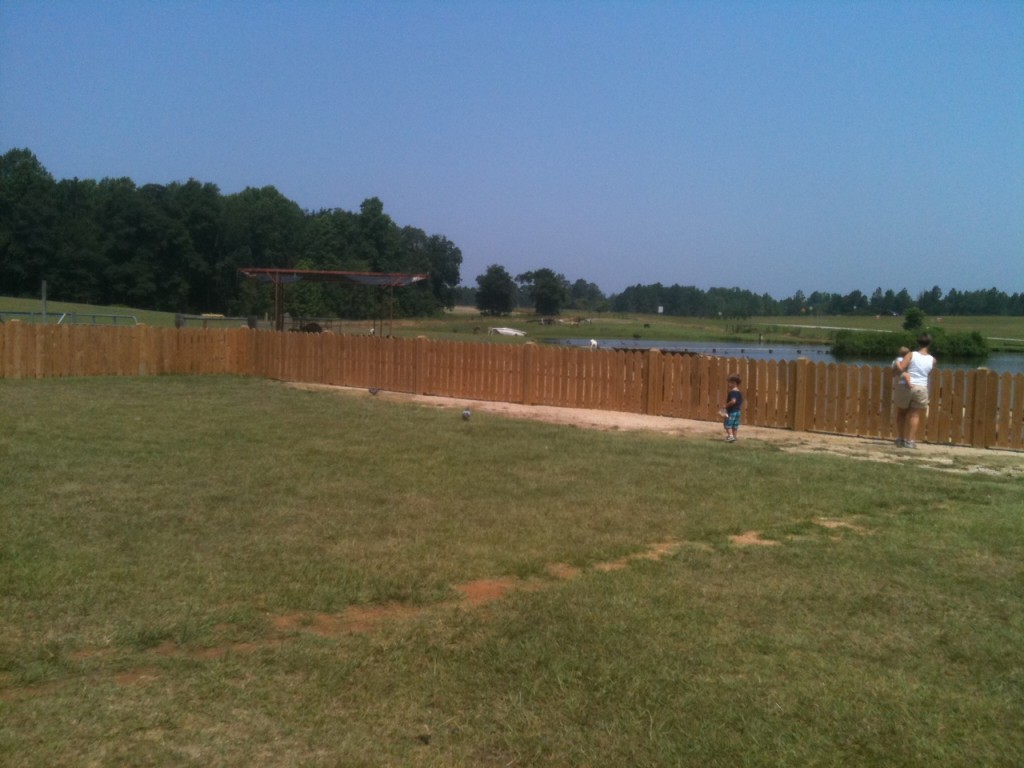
726, 435, 736, 443
894, 438, 904, 447
904, 440, 917, 449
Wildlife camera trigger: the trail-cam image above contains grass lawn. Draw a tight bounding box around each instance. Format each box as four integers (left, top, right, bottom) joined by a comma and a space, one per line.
1, 376, 1022, 766
0, 296, 173, 327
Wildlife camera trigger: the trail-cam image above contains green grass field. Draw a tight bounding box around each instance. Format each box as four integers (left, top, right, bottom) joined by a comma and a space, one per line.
1, 376, 1021, 766
0, 296, 174, 327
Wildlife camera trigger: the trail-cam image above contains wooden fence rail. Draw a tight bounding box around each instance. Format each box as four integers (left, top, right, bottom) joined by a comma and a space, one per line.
2, 322, 1021, 451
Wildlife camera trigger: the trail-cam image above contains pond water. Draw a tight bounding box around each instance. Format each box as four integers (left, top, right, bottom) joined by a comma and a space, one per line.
553, 339, 1024, 375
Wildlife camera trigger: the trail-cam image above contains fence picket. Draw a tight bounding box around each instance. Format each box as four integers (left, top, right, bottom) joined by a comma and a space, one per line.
1008, 371, 1024, 450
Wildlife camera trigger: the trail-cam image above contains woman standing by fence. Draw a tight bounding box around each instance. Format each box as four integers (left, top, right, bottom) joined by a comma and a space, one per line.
894, 333, 936, 448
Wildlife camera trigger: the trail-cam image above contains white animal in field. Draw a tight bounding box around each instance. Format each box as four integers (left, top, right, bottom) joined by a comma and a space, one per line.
589, 339, 598, 350
488, 327, 526, 337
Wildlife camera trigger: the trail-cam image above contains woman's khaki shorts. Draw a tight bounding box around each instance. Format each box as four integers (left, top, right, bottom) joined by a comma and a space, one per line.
895, 384, 929, 410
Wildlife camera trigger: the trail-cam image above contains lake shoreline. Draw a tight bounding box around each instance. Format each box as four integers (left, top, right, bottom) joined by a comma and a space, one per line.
549, 338, 1024, 375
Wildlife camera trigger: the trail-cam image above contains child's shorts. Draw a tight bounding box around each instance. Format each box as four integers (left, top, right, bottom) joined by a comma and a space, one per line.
724, 411, 741, 430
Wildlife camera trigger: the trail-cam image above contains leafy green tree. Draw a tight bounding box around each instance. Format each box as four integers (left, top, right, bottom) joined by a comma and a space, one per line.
399, 227, 462, 312
612, 283, 661, 314
300, 209, 368, 318
475, 264, 516, 315
917, 285, 943, 315
137, 183, 207, 311
902, 306, 926, 331
568, 279, 605, 311
783, 290, 807, 316
894, 288, 913, 314
51, 177, 104, 303
669, 285, 707, 316
302, 209, 352, 270
356, 197, 401, 272
840, 289, 867, 314
167, 179, 221, 311
516, 268, 569, 316
869, 287, 885, 313
0, 148, 58, 296
423, 234, 462, 310
94, 177, 159, 306
218, 186, 304, 314
285, 258, 331, 319
452, 285, 477, 306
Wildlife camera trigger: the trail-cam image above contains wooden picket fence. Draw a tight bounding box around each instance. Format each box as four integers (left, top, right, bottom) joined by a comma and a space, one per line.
2, 321, 1021, 451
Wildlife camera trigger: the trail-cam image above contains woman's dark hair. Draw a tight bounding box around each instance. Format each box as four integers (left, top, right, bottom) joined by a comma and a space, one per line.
917, 333, 932, 349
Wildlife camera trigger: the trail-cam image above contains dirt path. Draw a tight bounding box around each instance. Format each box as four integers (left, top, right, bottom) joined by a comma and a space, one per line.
292, 384, 1023, 479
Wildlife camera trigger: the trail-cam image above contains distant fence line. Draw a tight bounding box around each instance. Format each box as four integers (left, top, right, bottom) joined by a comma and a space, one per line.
1, 321, 1021, 451
0, 310, 139, 326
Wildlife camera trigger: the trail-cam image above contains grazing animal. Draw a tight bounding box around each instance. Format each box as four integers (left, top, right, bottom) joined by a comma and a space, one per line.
589, 339, 598, 350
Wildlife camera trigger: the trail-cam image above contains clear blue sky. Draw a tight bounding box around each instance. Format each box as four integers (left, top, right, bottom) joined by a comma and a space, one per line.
2, 0, 1021, 298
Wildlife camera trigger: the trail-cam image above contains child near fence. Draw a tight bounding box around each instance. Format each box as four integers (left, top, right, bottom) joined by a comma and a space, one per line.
891, 345, 911, 388
722, 374, 743, 443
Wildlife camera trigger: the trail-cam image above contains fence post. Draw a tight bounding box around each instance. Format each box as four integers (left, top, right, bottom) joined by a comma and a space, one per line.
969, 368, 998, 449
969, 368, 984, 448
790, 358, 811, 432
522, 342, 537, 405
415, 335, 429, 395
643, 348, 661, 415
983, 370, 1000, 449
4, 320, 23, 379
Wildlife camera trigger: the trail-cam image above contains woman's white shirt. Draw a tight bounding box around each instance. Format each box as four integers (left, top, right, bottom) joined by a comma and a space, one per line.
906, 350, 934, 387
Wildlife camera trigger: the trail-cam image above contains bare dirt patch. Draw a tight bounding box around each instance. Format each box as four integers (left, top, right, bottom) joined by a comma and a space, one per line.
729, 531, 780, 547
271, 604, 425, 635
114, 669, 161, 686
814, 518, 871, 534
546, 562, 582, 580
75, 538, 694, 685
594, 540, 683, 571
453, 577, 524, 607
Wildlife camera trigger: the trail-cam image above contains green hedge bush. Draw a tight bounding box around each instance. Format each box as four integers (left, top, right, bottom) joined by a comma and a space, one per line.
831, 327, 989, 360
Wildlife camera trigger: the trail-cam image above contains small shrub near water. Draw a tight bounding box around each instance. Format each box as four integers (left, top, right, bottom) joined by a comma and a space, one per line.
832, 326, 990, 360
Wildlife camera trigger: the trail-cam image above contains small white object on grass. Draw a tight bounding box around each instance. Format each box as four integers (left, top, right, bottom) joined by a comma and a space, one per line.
462, 409, 472, 421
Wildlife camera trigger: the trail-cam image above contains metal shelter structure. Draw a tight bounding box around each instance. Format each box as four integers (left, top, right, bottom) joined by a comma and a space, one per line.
237, 268, 429, 333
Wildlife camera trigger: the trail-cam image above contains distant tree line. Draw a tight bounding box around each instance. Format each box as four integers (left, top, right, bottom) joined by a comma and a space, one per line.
0, 149, 462, 319
4, 148, 1019, 321
607, 284, 1023, 318
468, 269, 1022, 318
